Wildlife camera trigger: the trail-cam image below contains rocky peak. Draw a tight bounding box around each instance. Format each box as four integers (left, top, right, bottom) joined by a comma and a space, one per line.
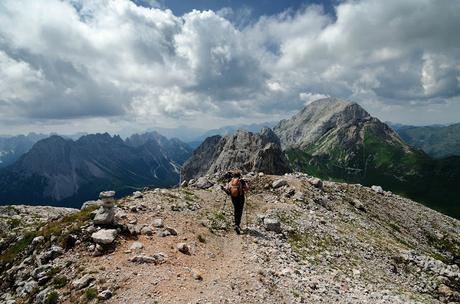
181, 129, 291, 180
274, 97, 372, 149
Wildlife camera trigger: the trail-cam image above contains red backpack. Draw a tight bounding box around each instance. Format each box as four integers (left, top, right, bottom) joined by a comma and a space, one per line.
229, 178, 243, 198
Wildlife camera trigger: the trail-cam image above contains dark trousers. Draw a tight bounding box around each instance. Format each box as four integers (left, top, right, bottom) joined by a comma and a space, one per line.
231, 195, 245, 227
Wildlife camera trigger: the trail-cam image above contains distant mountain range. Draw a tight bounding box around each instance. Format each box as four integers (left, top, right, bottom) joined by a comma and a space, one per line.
0, 133, 48, 168
394, 123, 460, 158
0, 132, 89, 168
1, 99, 460, 218
0, 132, 192, 207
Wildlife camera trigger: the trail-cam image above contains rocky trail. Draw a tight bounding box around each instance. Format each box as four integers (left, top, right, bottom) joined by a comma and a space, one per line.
1, 173, 460, 303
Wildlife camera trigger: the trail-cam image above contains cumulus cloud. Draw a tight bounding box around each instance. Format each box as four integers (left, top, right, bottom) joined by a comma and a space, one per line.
0, 0, 459, 134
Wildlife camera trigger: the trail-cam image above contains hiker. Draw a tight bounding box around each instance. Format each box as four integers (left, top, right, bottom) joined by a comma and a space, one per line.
224, 171, 249, 234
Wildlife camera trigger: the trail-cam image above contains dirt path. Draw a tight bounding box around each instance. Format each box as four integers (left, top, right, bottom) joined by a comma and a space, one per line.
73, 188, 287, 304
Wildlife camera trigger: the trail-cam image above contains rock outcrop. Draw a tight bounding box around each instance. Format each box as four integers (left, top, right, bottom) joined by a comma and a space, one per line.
182, 128, 291, 180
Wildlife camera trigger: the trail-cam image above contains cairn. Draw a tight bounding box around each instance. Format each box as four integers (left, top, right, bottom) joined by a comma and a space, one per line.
93, 191, 116, 226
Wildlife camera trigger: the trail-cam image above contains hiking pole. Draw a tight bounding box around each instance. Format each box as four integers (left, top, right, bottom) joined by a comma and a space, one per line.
245, 192, 249, 229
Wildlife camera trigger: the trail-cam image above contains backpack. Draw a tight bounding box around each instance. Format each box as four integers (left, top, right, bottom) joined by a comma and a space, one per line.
229, 178, 243, 198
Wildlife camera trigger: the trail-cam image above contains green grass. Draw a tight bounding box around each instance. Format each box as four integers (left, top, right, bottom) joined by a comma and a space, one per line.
0, 232, 37, 263
44, 291, 59, 304
285, 126, 460, 219
287, 230, 332, 258
207, 211, 231, 232
1, 205, 98, 264
8, 218, 22, 228
85, 288, 97, 301
53, 276, 68, 288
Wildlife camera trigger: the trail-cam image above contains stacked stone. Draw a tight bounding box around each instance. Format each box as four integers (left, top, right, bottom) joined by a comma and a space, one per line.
93, 191, 116, 226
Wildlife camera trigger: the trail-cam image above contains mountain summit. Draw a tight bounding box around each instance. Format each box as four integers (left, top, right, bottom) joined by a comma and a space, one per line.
274, 97, 409, 153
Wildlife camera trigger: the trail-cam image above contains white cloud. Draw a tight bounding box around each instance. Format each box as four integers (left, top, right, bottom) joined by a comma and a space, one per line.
0, 0, 459, 134
299, 92, 329, 105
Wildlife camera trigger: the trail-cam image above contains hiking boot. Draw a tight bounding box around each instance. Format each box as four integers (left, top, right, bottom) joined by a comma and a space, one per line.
234, 225, 241, 235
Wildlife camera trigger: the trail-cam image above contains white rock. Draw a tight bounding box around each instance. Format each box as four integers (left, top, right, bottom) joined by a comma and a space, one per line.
98, 290, 113, 300
308, 177, 323, 189
195, 177, 213, 189
99, 191, 115, 198
93, 207, 115, 225
152, 218, 164, 228
272, 179, 287, 189
129, 254, 166, 264
371, 185, 384, 194
91, 229, 118, 244
129, 242, 144, 251
140, 226, 153, 235
72, 274, 95, 290
31, 236, 45, 247
81, 200, 102, 210
132, 191, 143, 199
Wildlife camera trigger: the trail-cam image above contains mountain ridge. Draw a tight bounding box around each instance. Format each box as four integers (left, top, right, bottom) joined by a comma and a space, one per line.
0, 132, 193, 207
181, 128, 291, 180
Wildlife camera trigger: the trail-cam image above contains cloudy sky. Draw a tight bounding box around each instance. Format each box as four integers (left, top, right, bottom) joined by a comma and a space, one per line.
0, 0, 459, 136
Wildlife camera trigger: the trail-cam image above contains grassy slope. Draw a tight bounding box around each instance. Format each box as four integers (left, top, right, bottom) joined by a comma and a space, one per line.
286, 127, 460, 219
397, 123, 460, 158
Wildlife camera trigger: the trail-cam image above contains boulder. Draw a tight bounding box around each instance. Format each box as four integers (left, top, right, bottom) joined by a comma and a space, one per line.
99, 190, 116, 207
177, 243, 191, 255
91, 229, 118, 245
308, 177, 323, 189
272, 179, 287, 189
292, 192, 305, 202
129, 242, 144, 251
18, 280, 38, 297
195, 177, 213, 189
81, 200, 102, 210
93, 207, 116, 226
127, 224, 141, 235
140, 226, 153, 235
39, 245, 63, 263
129, 253, 167, 264
72, 274, 95, 290
351, 199, 366, 212
132, 191, 143, 199
98, 290, 113, 300
371, 185, 384, 195
152, 218, 164, 228
99, 190, 115, 199
35, 288, 58, 304
31, 236, 45, 247
159, 227, 178, 237
263, 218, 282, 233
